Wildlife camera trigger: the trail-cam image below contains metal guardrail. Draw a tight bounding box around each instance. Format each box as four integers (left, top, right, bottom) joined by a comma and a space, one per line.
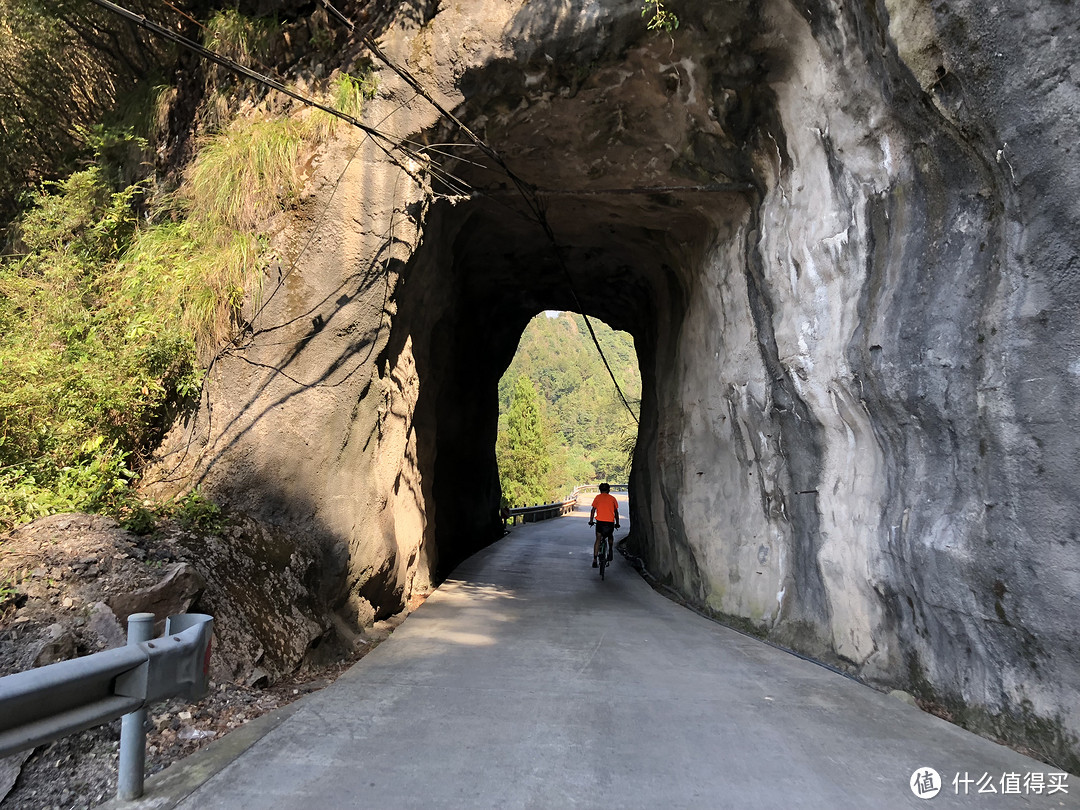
502, 484, 628, 526
504, 498, 577, 525
570, 483, 629, 496
0, 612, 213, 800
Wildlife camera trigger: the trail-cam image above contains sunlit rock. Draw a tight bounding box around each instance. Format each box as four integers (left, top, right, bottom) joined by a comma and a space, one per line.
149, 0, 1080, 768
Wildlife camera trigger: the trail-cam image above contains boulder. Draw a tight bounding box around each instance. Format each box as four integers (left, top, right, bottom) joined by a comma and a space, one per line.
32, 623, 76, 667
108, 562, 205, 627
0, 750, 33, 804
86, 600, 126, 649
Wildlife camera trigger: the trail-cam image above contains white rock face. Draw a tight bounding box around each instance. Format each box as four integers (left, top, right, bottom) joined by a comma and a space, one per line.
633, 0, 1080, 769
150, 0, 1080, 769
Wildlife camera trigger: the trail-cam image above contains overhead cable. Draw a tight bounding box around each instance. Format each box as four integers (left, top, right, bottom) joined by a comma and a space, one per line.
85, 0, 458, 191
317, 0, 641, 423
89, 0, 639, 424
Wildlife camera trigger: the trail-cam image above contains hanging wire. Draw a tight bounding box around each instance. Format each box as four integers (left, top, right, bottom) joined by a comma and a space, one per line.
316, 0, 641, 424
86, 0, 640, 424
85, 0, 473, 198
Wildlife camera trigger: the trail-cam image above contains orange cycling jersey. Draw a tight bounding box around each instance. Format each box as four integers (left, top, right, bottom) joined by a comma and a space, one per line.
591, 492, 618, 523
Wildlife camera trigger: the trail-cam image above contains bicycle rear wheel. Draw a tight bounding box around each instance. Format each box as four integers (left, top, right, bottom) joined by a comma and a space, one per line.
599, 538, 608, 580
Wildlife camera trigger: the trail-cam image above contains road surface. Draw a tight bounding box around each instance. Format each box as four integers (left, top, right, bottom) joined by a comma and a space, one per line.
122, 503, 1078, 809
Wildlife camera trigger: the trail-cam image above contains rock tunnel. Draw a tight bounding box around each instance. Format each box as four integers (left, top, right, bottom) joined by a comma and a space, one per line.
148, 0, 1080, 769
390, 168, 734, 579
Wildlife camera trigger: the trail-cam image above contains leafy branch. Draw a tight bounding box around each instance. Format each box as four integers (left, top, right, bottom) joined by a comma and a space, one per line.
642, 0, 679, 32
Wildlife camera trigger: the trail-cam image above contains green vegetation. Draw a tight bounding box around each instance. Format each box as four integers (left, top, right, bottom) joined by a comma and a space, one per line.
642, 0, 679, 32
497, 376, 552, 507
169, 488, 225, 532
0, 0, 180, 221
185, 118, 302, 230
496, 312, 640, 504
311, 68, 380, 138
332, 70, 379, 119
116, 217, 264, 355
0, 0, 384, 534
204, 8, 277, 67
0, 103, 313, 531
0, 162, 179, 529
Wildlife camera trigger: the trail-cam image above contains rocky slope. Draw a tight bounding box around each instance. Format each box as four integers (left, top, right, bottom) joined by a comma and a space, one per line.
0, 512, 413, 806
143, 0, 1080, 769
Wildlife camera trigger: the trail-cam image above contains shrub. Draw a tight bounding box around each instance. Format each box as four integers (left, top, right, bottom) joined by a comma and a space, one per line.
311, 68, 379, 139
184, 117, 302, 229
169, 488, 223, 532
0, 128, 270, 531
332, 70, 378, 118
204, 9, 277, 68
114, 219, 264, 357
0, 55, 330, 531
642, 0, 679, 31
0, 439, 135, 530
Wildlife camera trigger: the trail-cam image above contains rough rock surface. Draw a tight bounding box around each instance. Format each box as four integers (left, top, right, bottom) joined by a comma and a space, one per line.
107, 562, 205, 629
145, 0, 1080, 768
0, 512, 339, 685
0, 513, 410, 807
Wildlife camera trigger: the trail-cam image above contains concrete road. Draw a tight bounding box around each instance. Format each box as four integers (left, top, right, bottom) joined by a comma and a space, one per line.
132, 505, 1078, 809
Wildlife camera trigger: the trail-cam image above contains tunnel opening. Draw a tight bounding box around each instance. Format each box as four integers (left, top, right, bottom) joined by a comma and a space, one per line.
373, 0, 773, 587
386, 176, 752, 582
494, 310, 641, 510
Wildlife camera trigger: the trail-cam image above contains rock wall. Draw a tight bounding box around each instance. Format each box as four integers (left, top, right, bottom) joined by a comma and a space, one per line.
633, 0, 1080, 769
149, 122, 440, 628
150, 0, 1080, 766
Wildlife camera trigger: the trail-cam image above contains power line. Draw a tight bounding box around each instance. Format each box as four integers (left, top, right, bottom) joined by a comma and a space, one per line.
88, 0, 486, 216
88, 0, 640, 424
322, 1, 641, 424
314, 0, 639, 423
84, 0, 454, 185
506, 182, 753, 197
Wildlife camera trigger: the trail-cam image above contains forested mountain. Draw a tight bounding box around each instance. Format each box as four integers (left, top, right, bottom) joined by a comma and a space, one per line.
496, 312, 639, 504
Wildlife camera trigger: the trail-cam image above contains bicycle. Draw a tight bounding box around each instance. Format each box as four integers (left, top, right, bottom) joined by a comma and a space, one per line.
590, 521, 616, 580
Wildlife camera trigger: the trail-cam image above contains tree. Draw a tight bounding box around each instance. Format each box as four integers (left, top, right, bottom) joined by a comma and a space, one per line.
497, 375, 551, 507
497, 312, 640, 494
0, 0, 178, 222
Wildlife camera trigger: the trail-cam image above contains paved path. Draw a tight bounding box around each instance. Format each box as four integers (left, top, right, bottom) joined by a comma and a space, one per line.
138, 504, 1077, 809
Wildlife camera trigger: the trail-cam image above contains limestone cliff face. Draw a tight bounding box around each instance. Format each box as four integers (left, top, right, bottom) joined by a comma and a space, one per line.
151, 0, 1080, 766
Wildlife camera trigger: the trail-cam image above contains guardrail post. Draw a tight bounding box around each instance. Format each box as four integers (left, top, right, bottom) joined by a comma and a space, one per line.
118, 612, 154, 801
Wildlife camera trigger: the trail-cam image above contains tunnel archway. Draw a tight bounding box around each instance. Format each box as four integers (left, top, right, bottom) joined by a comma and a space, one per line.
494, 309, 641, 511
377, 1, 784, 585
384, 187, 728, 577
148, 0, 1080, 767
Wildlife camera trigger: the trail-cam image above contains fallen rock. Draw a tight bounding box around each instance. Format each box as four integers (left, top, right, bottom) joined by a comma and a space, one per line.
86, 602, 126, 649
32, 623, 76, 667
0, 750, 33, 803
177, 726, 214, 742
170, 516, 332, 684
108, 562, 205, 626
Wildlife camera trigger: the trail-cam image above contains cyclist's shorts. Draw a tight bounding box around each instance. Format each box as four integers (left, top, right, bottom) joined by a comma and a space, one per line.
595, 520, 615, 539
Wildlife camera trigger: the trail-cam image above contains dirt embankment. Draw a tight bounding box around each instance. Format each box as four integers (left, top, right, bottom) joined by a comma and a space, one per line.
0, 512, 421, 809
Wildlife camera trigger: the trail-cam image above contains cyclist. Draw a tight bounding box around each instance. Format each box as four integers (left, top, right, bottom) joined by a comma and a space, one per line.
588, 483, 620, 568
